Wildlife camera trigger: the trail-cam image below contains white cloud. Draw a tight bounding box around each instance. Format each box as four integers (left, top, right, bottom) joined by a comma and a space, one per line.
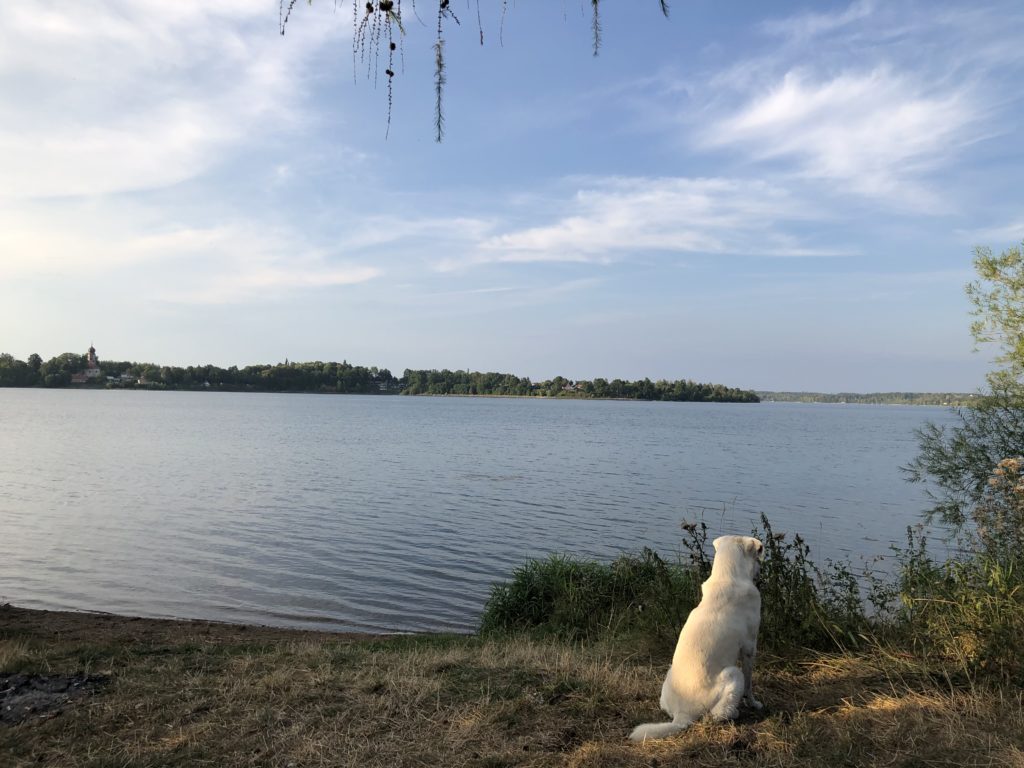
443, 176, 845, 269
0, 1, 347, 198
760, 0, 876, 41
0, 204, 380, 303
333, 215, 497, 252
704, 67, 975, 204
132, 225, 383, 304
169, 262, 382, 304
954, 221, 1024, 245
693, 1, 1024, 209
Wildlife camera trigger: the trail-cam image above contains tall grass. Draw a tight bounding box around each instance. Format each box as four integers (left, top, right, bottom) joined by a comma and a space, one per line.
482, 482, 1024, 683
480, 515, 870, 656
479, 548, 700, 649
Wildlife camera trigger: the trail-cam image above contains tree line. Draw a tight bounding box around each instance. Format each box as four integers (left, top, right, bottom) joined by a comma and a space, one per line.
760, 391, 981, 406
0, 353, 759, 402
0, 353, 398, 394
402, 369, 760, 402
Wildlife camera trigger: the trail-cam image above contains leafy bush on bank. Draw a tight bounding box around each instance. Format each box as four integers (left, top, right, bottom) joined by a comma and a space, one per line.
892, 457, 1024, 682
479, 548, 701, 649
480, 515, 871, 656
481, 496, 1024, 682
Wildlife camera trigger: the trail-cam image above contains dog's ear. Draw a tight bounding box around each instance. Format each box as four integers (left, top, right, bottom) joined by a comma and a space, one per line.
712, 536, 727, 552
745, 538, 765, 559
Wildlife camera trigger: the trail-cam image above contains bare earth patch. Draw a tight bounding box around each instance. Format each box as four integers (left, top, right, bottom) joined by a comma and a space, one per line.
0, 672, 107, 726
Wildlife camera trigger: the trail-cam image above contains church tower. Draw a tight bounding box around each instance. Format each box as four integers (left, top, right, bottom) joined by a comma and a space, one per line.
85, 343, 101, 378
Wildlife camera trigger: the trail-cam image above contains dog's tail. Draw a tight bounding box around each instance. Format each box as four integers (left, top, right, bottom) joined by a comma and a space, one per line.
628, 718, 692, 742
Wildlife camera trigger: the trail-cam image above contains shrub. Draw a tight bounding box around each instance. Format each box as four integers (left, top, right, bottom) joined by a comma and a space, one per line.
742, 516, 867, 653
891, 459, 1024, 682
479, 548, 700, 646
480, 515, 869, 655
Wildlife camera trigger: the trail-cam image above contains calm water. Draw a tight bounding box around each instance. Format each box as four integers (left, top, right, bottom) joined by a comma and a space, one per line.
0, 390, 957, 633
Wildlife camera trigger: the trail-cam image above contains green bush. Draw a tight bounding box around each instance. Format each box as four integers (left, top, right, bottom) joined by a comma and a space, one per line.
480, 515, 869, 655
751, 516, 869, 653
479, 548, 700, 646
891, 459, 1024, 682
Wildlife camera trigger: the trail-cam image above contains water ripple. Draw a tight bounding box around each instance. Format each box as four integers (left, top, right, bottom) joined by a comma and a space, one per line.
0, 390, 958, 632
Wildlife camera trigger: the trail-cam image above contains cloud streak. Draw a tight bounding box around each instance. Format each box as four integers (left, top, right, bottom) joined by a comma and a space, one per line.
443, 176, 846, 269
704, 67, 975, 204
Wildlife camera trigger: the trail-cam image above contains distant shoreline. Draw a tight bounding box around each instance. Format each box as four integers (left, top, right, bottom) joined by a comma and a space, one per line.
1, 351, 979, 405
0, 385, 980, 406
0, 387, 756, 404
0, 353, 760, 403
758, 391, 979, 407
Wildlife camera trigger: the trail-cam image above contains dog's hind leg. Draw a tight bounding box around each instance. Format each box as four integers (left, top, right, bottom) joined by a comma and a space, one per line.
707, 666, 744, 722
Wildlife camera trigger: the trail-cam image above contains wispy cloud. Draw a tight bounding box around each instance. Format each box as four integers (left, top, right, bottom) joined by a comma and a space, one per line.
333, 215, 497, 253
0, 205, 380, 303
695, 1, 1024, 209
759, 0, 876, 41
954, 221, 1024, 245
143, 225, 382, 304
0, 1, 346, 199
440, 176, 846, 269
166, 262, 382, 305
704, 67, 975, 204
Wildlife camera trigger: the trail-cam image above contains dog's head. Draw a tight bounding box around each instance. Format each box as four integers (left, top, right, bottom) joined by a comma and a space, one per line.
711, 535, 764, 583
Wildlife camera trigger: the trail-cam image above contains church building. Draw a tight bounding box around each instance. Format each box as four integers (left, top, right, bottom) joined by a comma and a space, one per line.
70, 344, 102, 384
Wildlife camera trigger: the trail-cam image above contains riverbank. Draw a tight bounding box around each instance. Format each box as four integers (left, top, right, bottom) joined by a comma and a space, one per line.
3, 605, 1022, 767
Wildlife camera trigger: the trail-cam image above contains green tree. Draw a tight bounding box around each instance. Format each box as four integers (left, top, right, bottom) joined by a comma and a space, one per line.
38, 352, 85, 387
967, 243, 1024, 394
0, 354, 38, 387
907, 243, 1024, 526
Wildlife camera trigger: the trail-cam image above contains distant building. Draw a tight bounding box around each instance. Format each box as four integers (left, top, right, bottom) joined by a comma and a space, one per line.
84, 345, 101, 378
71, 344, 102, 384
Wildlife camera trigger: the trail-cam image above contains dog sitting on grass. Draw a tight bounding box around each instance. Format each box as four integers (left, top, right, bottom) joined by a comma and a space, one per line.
630, 535, 764, 741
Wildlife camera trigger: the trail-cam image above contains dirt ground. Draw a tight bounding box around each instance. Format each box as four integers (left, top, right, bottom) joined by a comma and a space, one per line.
1, 671, 108, 726
0, 603, 362, 646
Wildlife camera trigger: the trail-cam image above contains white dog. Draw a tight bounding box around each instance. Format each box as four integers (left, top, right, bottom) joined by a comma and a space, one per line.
629, 535, 764, 741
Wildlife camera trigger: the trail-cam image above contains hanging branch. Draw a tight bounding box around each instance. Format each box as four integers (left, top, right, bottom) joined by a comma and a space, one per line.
434, 5, 447, 142
386, 19, 396, 137
434, 0, 460, 142
279, 0, 299, 33
279, 0, 672, 139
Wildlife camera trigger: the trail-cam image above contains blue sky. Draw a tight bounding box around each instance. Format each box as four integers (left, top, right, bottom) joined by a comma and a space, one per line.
2, 0, 1022, 391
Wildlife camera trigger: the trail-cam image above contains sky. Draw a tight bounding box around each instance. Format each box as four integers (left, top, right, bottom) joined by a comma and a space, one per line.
2, 0, 1023, 392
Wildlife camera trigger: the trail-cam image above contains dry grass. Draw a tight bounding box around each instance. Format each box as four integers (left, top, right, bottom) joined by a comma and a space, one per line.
2, 606, 1024, 767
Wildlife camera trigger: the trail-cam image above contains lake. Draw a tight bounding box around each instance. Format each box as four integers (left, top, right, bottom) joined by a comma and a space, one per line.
0, 389, 959, 633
